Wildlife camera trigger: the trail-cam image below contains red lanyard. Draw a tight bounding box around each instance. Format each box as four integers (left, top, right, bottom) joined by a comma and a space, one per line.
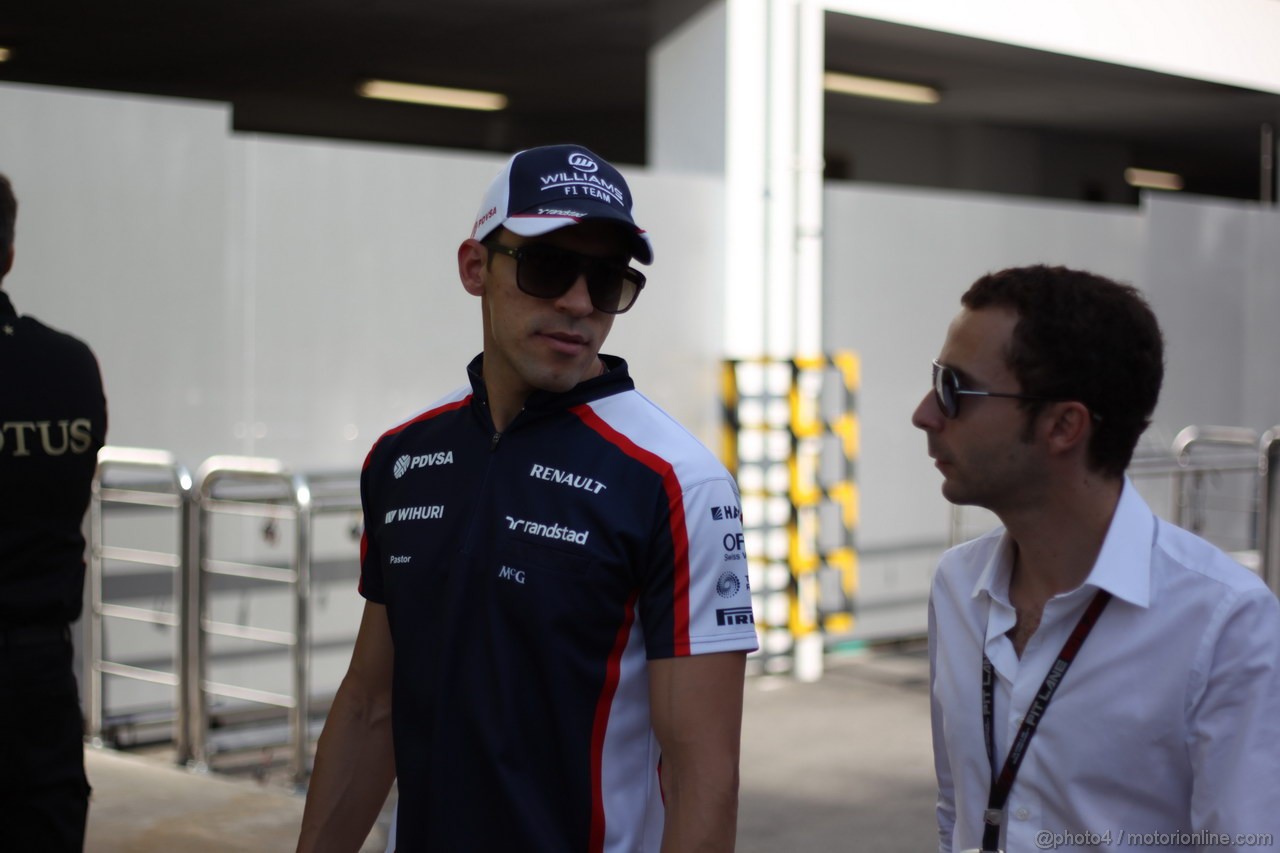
980, 589, 1112, 853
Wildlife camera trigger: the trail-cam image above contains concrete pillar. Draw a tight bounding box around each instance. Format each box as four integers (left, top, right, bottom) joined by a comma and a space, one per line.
648, 0, 825, 362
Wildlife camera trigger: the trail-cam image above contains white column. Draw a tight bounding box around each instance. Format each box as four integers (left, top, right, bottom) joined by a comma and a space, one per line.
649, 0, 825, 362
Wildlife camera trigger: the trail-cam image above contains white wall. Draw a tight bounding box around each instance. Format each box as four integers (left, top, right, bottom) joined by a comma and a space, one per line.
0, 84, 236, 468
1142, 192, 1280, 436
1, 81, 729, 718
648, 0, 728, 173
823, 181, 1280, 639
5, 81, 1277, 654
0, 82, 727, 473
824, 182, 1144, 552
824, 182, 1145, 639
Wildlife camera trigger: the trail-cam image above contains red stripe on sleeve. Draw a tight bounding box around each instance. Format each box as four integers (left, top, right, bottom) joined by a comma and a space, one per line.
357, 529, 369, 596
571, 404, 693, 656
358, 395, 471, 598
588, 592, 638, 853
361, 396, 472, 472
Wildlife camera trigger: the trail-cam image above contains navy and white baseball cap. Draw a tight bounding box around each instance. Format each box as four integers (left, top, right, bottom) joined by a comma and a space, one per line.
471, 144, 654, 264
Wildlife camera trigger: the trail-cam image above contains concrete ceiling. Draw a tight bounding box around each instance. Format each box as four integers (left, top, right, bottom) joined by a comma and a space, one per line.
3, 1, 1276, 197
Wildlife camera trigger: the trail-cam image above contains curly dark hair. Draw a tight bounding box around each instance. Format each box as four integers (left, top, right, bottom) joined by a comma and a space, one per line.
0, 173, 15, 278
961, 265, 1164, 478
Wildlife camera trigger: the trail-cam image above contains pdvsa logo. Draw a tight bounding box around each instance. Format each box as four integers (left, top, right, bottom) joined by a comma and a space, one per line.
568, 152, 597, 173
710, 505, 741, 521
716, 606, 755, 627
716, 571, 741, 598
393, 450, 454, 479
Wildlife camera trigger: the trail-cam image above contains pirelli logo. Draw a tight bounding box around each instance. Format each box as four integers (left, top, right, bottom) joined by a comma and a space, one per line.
716, 606, 755, 627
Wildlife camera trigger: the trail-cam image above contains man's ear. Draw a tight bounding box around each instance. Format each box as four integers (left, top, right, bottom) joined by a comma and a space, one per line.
458, 239, 487, 297
1044, 401, 1094, 457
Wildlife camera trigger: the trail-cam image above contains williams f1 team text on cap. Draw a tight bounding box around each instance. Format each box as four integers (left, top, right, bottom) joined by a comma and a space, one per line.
471, 144, 654, 264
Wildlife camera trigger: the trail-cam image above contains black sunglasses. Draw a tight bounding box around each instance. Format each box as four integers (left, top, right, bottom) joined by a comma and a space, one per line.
931, 360, 1061, 419
482, 241, 646, 315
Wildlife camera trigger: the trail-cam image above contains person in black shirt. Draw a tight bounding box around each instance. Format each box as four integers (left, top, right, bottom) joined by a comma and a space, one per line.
0, 172, 108, 851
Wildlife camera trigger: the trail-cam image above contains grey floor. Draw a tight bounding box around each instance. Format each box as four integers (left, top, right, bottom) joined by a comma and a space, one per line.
84, 645, 937, 852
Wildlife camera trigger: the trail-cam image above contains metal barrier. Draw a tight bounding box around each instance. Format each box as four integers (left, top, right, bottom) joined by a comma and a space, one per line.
191, 457, 360, 785
85, 421, 1275, 776
952, 426, 1272, 580
87, 447, 195, 761
1259, 427, 1280, 594
1170, 426, 1260, 554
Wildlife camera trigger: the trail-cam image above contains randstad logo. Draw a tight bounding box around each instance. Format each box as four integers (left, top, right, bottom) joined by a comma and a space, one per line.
393, 451, 455, 479
505, 516, 589, 545
710, 505, 741, 521
568, 153, 597, 173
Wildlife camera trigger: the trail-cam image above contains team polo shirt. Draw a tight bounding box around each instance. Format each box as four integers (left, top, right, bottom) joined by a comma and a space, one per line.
0, 290, 107, 626
360, 354, 758, 852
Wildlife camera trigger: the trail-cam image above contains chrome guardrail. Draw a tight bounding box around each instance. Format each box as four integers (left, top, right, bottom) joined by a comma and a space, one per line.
87, 446, 196, 761
1259, 426, 1280, 594
191, 455, 316, 785
1170, 425, 1260, 540
951, 426, 1280, 592
86, 425, 1278, 784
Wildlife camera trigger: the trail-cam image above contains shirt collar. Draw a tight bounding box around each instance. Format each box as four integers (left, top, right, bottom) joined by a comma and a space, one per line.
465, 352, 634, 415
1083, 477, 1153, 607
971, 477, 1153, 609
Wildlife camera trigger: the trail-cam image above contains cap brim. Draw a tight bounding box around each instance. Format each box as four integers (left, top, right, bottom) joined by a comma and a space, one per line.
504, 204, 653, 265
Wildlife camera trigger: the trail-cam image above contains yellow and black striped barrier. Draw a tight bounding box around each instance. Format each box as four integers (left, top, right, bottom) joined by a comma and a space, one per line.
720, 353, 859, 673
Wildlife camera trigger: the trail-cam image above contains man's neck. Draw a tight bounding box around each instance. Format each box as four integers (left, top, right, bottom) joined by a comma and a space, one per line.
1001, 475, 1123, 613
484, 356, 607, 434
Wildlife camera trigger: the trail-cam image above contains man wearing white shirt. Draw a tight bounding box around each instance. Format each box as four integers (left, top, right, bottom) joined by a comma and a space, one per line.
912, 265, 1280, 853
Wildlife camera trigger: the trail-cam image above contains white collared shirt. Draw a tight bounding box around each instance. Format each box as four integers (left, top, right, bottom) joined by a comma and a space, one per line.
929, 479, 1280, 853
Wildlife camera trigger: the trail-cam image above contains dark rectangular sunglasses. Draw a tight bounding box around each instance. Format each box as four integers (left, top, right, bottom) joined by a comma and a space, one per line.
483, 241, 646, 314
932, 359, 1057, 419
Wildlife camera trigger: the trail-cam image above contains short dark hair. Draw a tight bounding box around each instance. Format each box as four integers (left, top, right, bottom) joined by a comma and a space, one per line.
0, 173, 15, 273
961, 265, 1164, 478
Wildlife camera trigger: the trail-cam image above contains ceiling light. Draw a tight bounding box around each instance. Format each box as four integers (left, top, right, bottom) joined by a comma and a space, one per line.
357, 79, 507, 112
1124, 168, 1184, 191
823, 71, 940, 105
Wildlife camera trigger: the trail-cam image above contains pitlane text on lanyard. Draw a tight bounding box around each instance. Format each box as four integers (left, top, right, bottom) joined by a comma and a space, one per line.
977, 589, 1113, 853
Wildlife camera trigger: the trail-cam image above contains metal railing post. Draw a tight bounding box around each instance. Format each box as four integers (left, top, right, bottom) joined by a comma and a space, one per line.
192, 456, 330, 786
184, 479, 208, 770
87, 463, 106, 745
87, 447, 192, 758
291, 473, 313, 787
1170, 425, 1260, 545
1260, 428, 1280, 595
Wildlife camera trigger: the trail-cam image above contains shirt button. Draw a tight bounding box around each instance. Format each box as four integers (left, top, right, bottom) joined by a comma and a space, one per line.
1015, 807, 1031, 821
